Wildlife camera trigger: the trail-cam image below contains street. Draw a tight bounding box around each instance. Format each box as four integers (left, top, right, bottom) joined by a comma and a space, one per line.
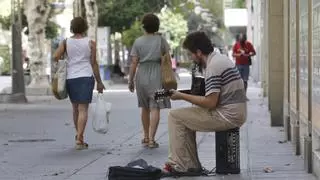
0, 74, 317, 180
0, 73, 193, 180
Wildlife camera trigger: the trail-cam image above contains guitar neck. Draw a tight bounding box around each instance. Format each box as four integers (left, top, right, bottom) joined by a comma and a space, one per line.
178, 89, 191, 94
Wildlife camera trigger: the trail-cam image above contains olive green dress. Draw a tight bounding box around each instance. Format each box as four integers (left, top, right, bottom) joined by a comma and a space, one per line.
130, 35, 171, 109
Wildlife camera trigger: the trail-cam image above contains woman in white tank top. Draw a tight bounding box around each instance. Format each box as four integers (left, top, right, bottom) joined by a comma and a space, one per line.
53, 17, 105, 150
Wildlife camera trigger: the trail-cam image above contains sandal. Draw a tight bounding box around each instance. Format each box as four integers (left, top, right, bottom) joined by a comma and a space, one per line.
141, 138, 149, 146
75, 135, 88, 150
148, 140, 159, 148
75, 140, 88, 150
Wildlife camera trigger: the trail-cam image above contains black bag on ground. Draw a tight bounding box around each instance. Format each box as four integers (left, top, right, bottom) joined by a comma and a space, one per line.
108, 159, 162, 180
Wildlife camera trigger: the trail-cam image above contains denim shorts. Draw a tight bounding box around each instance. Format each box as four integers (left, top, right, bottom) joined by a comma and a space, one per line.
236, 64, 250, 81
66, 76, 95, 104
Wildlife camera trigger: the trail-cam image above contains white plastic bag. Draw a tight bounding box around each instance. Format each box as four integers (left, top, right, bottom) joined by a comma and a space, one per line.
92, 93, 111, 134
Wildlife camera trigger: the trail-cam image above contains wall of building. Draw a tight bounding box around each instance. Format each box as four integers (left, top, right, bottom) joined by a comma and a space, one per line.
249, 0, 269, 96
288, 0, 320, 177
247, 0, 264, 84
250, 0, 320, 178
311, 0, 320, 177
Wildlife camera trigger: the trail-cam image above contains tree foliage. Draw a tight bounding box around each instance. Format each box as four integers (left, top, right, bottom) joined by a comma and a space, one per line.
0, 15, 11, 30
157, 8, 187, 49
96, 0, 198, 34
122, 20, 143, 47
166, 0, 195, 16
0, 45, 10, 75
199, 0, 223, 18
45, 21, 60, 39
234, 0, 246, 8
0, 7, 59, 39
97, 0, 166, 33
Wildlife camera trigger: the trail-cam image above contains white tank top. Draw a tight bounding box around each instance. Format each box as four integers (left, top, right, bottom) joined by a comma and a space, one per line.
66, 37, 93, 79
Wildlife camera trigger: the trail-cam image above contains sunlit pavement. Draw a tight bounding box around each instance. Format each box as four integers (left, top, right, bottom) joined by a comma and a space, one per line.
0, 74, 317, 180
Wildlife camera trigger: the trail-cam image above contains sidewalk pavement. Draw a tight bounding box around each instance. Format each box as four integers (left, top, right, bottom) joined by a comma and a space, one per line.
64, 85, 318, 180
242, 87, 317, 180
0, 81, 318, 180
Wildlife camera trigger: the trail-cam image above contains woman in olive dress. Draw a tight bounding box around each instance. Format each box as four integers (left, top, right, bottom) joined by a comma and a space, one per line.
128, 13, 171, 148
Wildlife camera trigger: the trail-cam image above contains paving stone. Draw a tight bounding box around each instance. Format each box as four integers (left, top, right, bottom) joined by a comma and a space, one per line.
0, 78, 317, 180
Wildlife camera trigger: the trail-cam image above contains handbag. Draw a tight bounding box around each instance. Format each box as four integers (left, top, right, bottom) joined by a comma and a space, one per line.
160, 37, 177, 90
52, 39, 68, 100
248, 56, 252, 66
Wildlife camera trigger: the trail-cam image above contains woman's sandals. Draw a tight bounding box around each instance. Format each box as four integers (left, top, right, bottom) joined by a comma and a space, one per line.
141, 138, 159, 148
148, 140, 159, 148
141, 138, 149, 147
75, 135, 88, 150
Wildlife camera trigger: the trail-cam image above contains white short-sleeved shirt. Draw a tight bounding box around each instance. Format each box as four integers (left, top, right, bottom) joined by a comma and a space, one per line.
66, 37, 93, 79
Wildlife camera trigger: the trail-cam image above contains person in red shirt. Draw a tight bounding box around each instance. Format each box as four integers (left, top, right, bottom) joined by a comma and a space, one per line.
232, 33, 256, 94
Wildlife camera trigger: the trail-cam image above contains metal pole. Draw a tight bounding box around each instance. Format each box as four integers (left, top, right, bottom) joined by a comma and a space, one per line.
295, 0, 301, 156
11, 0, 16, 92
305, 0, 313, 173
10, 0, 27, 102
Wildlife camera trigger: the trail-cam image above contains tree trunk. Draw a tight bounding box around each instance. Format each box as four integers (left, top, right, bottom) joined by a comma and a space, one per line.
73, 0, 81, 17
121, 40, 125, 63
73, 0, 85, 18
84, 0, 98, 41
114, 39, 120, 62
24, 0, 51, 87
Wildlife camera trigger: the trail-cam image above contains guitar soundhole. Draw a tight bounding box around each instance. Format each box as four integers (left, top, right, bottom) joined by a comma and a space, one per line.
154, 89, 171, 101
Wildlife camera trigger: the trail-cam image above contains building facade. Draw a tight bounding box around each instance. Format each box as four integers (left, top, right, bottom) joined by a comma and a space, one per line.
248, 0, 320, 178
